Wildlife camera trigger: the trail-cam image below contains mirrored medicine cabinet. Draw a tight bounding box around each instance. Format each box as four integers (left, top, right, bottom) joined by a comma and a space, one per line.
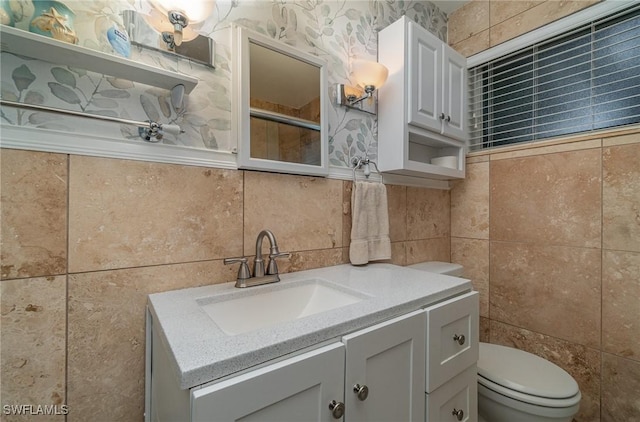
232, 24, 329, 176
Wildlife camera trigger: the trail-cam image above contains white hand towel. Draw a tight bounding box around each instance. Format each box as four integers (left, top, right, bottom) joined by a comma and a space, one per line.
350, 181, 392, 265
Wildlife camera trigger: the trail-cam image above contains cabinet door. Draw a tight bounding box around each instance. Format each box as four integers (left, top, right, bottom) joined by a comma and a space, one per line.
191, 343, 345, 422
343, 310, 426, 422
408, 22, 442, 134
442, 47, 468, 141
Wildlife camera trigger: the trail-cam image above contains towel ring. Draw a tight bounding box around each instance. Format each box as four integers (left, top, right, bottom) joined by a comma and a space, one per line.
351, 156, 381, 182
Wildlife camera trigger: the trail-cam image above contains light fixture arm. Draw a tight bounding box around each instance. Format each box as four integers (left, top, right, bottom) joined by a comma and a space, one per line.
346, 85, 376, 105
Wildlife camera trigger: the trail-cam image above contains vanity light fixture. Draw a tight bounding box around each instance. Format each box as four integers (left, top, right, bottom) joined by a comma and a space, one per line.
337, 59, 389, 115
145, 0, 215, 49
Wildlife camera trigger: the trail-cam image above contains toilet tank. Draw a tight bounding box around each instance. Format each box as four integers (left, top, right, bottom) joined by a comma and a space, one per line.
407, 261, 464, 277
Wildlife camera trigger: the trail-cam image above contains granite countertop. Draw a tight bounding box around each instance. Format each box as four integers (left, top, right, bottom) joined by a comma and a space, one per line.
147, 263, 472, 390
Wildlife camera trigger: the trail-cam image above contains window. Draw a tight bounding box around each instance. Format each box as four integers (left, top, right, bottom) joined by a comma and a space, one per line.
469, 5, 640, 150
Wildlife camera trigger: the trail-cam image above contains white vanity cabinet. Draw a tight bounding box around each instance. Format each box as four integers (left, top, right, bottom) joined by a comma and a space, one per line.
145, 264, 479, 422
189, 310, 426, 422
378, 16, 468, 180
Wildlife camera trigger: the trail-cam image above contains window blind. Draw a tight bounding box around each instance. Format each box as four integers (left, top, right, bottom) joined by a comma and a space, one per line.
468, 5, 640, 150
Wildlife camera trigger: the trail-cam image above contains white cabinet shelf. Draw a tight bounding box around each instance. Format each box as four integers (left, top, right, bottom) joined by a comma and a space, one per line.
0, 25, 198, 93
378, 16, 468, 180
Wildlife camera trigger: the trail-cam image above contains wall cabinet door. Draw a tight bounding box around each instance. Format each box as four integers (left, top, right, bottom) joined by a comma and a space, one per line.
342, 310, 426, 422
406, 19, 467, 142
442, 47, 467, 141
191, 343, 345, 422
408, 23, 442, 134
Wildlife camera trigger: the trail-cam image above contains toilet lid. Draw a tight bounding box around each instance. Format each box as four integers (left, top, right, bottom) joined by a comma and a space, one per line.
478, 343, 579, 399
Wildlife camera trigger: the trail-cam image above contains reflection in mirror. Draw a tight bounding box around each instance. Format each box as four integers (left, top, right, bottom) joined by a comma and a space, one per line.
249, 41, 321, 165
234, 25, 328, 176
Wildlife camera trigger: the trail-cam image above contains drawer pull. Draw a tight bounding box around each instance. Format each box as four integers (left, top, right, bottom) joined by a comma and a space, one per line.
452, 408, 464, 421
328, 400, 345, 419
453, 334, 465, 345
353, 383, 369, 401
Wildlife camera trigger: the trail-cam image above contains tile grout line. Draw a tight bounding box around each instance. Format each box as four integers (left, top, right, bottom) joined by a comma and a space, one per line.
487, 155, 492, 339
600, 142, 604, 421
64, 154, 70, 422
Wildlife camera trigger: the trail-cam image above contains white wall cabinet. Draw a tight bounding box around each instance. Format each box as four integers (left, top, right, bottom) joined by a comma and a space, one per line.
378, 16, 468, 180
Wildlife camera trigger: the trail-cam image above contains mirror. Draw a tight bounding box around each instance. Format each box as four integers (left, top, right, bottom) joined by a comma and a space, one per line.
233, 25, 328, 176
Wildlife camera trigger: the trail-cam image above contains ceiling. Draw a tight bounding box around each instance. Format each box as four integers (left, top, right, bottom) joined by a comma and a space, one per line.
431, 0, 469, 15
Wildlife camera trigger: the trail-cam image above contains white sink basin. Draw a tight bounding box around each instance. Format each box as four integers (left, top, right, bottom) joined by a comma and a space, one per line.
198, 279, 367, 335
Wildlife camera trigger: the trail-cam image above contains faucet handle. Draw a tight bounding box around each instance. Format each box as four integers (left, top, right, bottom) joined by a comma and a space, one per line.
267, 252, 290, 275
224, 257, 251, 281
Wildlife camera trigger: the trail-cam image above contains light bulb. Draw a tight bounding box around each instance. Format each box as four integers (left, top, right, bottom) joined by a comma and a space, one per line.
172, 29, 183, 46
352, 60, 388, 90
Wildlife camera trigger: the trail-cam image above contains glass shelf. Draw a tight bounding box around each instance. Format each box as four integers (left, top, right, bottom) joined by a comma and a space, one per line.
0, 25, 198, 93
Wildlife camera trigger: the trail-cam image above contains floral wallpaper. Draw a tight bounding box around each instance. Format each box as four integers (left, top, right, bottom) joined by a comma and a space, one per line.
0, 0, 447, 168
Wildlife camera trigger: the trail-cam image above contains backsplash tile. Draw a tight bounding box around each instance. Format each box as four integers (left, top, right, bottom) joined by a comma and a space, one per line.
386, 184, 408, 242
0, 149, 67, 280
406, 187, 450, 240
68, 156, 243, 272
243, 171, 343, 255
405, 238, 451, 265
1, 276, 66, 421
279, 248, 347, 274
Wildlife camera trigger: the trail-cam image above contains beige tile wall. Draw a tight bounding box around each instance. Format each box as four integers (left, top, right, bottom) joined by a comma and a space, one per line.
449, 3, 639, 420
451, 132, 640, 421
448, 0, 601, 57
0, 149, 450, 421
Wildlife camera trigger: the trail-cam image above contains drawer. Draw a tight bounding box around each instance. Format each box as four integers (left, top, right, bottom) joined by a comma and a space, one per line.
425, 291, 478, 392
426, 364, 477, 422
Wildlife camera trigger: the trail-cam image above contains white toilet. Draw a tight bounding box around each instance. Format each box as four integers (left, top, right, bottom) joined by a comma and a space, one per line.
408, 261, 582, 422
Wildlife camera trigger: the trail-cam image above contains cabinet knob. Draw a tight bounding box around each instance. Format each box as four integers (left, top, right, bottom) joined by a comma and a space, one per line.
439, 113, 446, 120
452, 408, 464, 421
453, 334, 465, 345
446, 115, 451, 122
328, 400, 345, 419
353, 383, 369, 401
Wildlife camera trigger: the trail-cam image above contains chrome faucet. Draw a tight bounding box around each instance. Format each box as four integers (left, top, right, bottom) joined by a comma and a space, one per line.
223, 229, 290, 288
